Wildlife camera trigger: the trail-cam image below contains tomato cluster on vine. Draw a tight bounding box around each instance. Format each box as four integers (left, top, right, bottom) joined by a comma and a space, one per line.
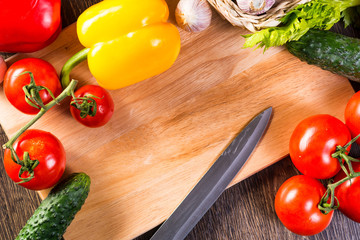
275, 91, 360, 236
2, 58, 114, 190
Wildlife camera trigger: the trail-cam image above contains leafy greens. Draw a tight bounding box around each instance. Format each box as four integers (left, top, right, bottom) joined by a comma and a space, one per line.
342, 6, 360, 28
243, 0, 360, 50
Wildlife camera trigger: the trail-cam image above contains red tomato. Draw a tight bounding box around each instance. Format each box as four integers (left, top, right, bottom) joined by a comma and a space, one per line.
0, 56, 6, 83
3, 58, 62, 114
70, 85, 114, 128
334, 162, 360, 223
3, 129, 66, 190
289, 114, 351, 179
275, 175, 333, 236
345, 91, 360, 144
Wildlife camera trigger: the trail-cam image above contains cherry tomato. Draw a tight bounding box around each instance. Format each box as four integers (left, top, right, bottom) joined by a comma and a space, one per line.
70, 85, 114, 128
275, 175, 333, 236
345, 91, 360, 144
3, 58, 62, 114
289, 114, 351, 179
334, 162, 360, 223
3, 129, 66, 190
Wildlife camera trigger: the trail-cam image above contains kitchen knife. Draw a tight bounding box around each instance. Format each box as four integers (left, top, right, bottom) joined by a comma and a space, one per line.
150, 107, 273, 240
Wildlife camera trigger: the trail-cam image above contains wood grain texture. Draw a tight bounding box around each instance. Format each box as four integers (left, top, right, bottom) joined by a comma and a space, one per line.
0, 127, 42, 240
0, 1, 356, 239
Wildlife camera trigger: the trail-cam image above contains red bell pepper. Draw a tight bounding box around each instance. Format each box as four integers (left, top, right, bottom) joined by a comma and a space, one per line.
0, 0, 62, 53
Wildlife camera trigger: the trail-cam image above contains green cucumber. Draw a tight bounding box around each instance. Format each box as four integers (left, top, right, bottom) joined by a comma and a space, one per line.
286, 29, 360, 82
16, 172, 91, 240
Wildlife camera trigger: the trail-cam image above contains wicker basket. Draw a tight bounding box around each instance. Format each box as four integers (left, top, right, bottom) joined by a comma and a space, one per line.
207, 0, 311, 32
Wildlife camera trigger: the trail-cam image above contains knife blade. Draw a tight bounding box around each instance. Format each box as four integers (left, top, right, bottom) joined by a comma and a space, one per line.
150, 107, 273, 240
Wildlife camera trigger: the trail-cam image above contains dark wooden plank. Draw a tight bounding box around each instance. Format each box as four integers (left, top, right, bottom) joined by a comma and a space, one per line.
60, 0, 101, 27
0, 126, 41, 240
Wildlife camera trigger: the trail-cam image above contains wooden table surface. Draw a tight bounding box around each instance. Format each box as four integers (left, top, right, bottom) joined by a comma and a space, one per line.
1, 1, 360, 240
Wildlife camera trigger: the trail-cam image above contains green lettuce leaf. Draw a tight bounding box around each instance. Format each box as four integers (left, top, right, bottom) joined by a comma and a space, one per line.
342, 6, 360, 28
243, 0, 360, 50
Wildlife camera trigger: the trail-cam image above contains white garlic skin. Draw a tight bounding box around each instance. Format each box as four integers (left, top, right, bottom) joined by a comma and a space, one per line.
236, 0, 275, 15
175, 0, 212, 33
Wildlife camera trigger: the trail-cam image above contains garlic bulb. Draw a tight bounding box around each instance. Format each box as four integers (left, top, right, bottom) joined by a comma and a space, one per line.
236, 0, 275, 15
175, 0, 212, 33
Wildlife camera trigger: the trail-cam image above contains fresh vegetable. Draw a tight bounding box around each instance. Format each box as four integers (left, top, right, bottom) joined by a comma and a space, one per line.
0, 56, 7, 84
279, 95, 360, 234
289, 114, 351, 179
236, 0, 275, 15
243, 0, 360, 50
70, 85, 114, 128
0, 0, 61, 53
275, 175, 333, 236
2, 80, 79, 190
286, 29, 360, 82
60, 0, 181, 90
175, 0, 212, 33
317, 144, 360, 214
3, 58, 62, 114
334, 162, 360, 223
3, 129, 66, 190
16, 172, 91, 240
342, 6, 360, 28
345, 91, 360, 143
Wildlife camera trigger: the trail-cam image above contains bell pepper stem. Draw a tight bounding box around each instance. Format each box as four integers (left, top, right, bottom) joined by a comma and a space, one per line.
60, 48, 90, 89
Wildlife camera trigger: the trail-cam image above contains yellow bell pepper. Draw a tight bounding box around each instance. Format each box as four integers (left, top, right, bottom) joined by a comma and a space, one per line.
61, 0, 181, 90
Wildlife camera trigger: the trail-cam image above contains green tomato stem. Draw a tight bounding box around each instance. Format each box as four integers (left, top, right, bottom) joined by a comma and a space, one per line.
342, 154, 356, 175
70, 95, 100, 118
319, 133, 360, 214
3, 79, 78, 149
2, 79, 78, 184
319, 170, 360, 213
17, 151, 39, 184
60, 48, 89, 89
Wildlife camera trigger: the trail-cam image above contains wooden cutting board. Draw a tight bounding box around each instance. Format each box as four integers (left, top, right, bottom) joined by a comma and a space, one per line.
0, 1, 355, 239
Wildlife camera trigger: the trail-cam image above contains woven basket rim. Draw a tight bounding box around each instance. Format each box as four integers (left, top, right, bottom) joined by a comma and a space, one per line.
207, 0, 311, 32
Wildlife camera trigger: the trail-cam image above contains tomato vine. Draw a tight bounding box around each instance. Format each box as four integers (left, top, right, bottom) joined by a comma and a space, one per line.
318, 134, 360, 214
2, 78, 78, 183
